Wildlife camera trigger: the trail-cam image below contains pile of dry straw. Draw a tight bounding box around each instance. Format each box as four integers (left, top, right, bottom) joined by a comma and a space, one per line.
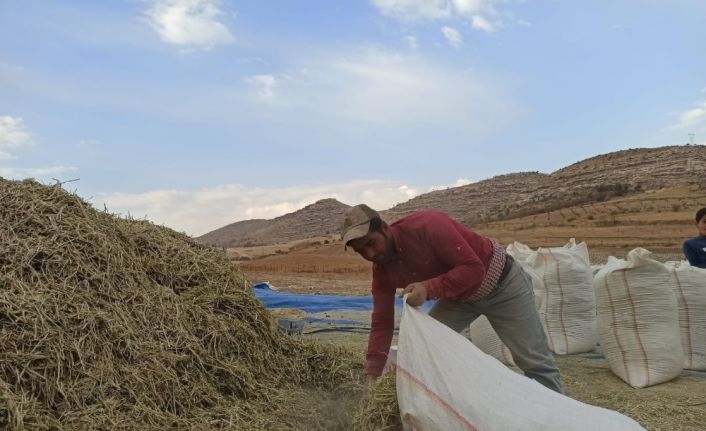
353, 372, 400, 431
0, 178, 365, 430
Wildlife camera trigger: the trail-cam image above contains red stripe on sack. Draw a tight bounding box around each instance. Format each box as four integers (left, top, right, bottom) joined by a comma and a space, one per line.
621, 271, 650, 386
670, 268, 693, 369
604, 275, 631, 383
540, 253, 555, 353
548, 249, 569, 354
396, 365, 479, 431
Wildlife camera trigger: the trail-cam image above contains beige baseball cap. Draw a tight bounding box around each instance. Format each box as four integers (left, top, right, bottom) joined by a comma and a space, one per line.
341, 204, 379, 245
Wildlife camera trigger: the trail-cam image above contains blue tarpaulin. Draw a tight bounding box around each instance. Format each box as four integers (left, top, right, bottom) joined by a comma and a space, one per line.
252, 282, 432, 313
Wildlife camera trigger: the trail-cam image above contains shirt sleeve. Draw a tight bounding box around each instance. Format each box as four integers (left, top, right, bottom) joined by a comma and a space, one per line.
684, 240, 698, 266
366, 275, 396, 377
422, 216, 487, 301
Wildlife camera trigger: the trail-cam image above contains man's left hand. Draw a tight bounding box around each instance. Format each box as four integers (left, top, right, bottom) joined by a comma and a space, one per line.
402, 282, 428, 307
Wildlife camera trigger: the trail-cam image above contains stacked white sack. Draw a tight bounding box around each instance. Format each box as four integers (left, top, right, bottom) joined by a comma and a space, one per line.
667, 261, 706, 370
524, 239, 598, 354
397, 301, 645, 431
469, 244, 545, 365
469, 315, 516, 366
506, 241, 536, 261
506, 242, 546, 312
593, 248, 684, 388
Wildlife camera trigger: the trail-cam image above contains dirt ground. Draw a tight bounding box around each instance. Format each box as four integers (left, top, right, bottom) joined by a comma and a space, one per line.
241, 245, 705, 430
300, 315, 706, 431
238, 248, 683, 296
230, 188, 706, 429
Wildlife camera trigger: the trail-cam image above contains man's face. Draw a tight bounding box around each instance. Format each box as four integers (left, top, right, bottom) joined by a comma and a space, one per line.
698, 215, 706, 237
348, 230, 394, 264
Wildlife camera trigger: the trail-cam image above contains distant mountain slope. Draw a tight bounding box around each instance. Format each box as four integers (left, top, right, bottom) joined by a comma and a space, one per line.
196, 219, 271, 248
380, 171, 550, 226
196, 198, 350, 247
198, 145, 706, 247
383, 145, 706, 226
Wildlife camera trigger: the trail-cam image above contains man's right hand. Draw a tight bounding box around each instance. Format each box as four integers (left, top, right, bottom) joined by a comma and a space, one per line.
402, 282, 428, 306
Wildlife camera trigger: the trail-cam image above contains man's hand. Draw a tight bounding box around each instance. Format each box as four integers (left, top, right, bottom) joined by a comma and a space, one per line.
401, 282, 428, 307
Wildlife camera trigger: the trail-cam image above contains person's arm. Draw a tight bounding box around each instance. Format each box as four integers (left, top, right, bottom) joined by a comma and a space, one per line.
684, 240, 698, 266
421, 216, 487, 301
366, 278, 396, 378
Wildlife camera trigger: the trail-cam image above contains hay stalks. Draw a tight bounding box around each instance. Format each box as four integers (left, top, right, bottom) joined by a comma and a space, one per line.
353, 371, 401, 431
0, 178, 362, 430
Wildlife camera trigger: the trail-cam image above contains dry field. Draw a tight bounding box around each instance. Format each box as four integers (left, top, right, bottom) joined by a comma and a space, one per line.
236, 241, 372, 294
236, 186, 704, 295
480, 185, 706, 254
234, 187, 706, 430
307, 330, 706, 431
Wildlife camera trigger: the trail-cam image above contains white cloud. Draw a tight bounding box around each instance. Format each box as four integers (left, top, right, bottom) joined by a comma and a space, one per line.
441, 26, 463, 47
452, 0, 484, 15
471, 15, 495, 32
0, 116, 77, 181
0, 165, 78, 179
372, 0, 453, 21
372, 0, 503, 32
255, 47, 519, 133
0, 116, 34, 160
145, 0, 235, 48
97, 178, 473, 236
430, 178, 472, 190
668, 99, 706, 130
247, 74, 279, 98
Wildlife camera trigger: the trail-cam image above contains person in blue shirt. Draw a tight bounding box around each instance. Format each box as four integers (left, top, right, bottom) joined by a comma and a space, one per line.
683, 207, 706, 268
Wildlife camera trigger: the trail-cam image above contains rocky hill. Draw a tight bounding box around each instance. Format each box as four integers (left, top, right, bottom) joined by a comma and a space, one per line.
196, 198, 350, 247
196, 219, 272, 248
198, 145, 706, 247
383, 145, 706, 226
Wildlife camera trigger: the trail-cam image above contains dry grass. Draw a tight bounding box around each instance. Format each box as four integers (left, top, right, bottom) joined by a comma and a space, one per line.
352, 372, 400, 431
0, 178, 364, 430
557, 355, 706, 431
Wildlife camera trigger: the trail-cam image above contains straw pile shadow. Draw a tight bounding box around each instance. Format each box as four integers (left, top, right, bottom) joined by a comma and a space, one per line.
0, 179, 363, 430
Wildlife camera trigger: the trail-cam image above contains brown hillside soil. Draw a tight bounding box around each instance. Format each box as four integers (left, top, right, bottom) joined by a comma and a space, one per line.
236, 186, 703, 295
233, 186, 706, 430
237, 242, 372, 295
478, 185, 706, 256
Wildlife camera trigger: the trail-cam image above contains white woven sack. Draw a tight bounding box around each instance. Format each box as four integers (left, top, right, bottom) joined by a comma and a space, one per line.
525, 239, 598, 354
506, 241, 535, 261
469, 315, 516, 366
593, 248, 684, 388
591, 263, 605, 277
468, 263, 544, 367
667, 261, 706, 370
396, 301, 646, 431
506, 242, 546, 313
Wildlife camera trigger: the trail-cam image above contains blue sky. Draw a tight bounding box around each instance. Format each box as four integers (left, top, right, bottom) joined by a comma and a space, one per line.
1, 0, 705, 236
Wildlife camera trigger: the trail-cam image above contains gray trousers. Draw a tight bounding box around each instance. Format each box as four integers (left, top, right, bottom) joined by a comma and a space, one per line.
428, 258, 565, 394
